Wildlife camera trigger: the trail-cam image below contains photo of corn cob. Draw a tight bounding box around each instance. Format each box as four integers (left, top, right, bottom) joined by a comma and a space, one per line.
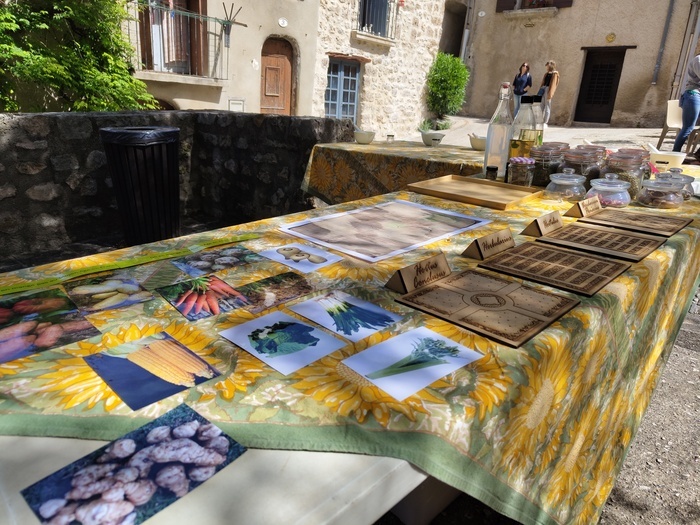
127, 338, 215, 387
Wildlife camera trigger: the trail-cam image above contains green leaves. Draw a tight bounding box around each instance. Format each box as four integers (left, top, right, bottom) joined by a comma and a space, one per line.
426, 52, 470, 119
0, 0, 156, 112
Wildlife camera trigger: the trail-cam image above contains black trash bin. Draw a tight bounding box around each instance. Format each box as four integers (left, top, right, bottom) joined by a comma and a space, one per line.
99, 127, 181, 245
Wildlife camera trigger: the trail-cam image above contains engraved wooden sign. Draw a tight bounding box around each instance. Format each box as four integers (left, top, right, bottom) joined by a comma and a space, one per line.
564, 196, 602, 218
396, 269, 580, 347
385, 252, 451, 294
479, 242, 631, 296
577, 208, 692, 237
521, 211, 564, 237
462, 228, 515, 260
537, 222, 666, 262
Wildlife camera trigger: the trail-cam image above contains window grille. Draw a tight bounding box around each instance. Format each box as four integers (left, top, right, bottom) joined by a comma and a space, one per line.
357, 0, 398, 39
325, 59, 361, 124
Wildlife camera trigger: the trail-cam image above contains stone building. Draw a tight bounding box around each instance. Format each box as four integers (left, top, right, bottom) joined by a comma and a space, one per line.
126, 1, 698, 134
463, 0, 700, 127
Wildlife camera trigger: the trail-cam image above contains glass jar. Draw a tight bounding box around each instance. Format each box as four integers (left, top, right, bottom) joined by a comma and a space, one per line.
507, 157, 535, 186
618, 148, 651, 180
660, 169, 695, 200
559, 149, 602, 190
600, 153, 644, 199
529, 145, 563, 187
586, 174, 631, 208
545, 168, 587, 202
637, 179, 685, 209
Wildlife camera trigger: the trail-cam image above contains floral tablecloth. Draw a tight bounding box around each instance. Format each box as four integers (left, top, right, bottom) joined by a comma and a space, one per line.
1, 191, 699, 525
302, 141, 483, 204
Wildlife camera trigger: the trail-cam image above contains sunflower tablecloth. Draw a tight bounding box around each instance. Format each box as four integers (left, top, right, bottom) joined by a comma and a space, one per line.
1, 191, 699, 525
302, 141, 483, 204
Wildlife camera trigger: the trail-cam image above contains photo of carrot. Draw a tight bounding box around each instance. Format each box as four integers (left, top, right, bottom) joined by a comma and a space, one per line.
156, 276, 250, 321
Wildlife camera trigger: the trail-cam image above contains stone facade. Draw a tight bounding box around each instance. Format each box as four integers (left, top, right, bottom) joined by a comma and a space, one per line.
0, 112, 352, 257
463, 1, 692, 127
313, 0, 448, 138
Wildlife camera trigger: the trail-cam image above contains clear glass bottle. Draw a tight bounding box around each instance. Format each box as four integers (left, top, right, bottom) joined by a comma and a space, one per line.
545, 168, 587, 202
618, 148, 651, 180
665, 168, 695, 200
600, 153, 644, 199
586, 173, 631, 208
509, 95, 538, 159
531, 95, 545, 145
484, 82, 513, 181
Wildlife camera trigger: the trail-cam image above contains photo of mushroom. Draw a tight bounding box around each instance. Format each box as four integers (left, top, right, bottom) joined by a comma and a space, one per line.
22, 403, 246, 525
84, 332, 220, 411
258, 243, 342, 273
0, 288, 100, 365
63, 272, 154, 314
170, 244, 264, 277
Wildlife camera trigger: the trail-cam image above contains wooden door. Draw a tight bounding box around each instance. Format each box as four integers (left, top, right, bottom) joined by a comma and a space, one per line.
574, 48, 627, 123
260, 39, 294, 115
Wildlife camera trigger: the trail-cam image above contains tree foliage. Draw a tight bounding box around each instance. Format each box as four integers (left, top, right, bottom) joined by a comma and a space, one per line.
0, 1, 157, 112
426, 52, 469, 119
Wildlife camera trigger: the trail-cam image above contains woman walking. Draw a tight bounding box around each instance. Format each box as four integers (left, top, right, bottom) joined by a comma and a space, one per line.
538, 60, 559, 124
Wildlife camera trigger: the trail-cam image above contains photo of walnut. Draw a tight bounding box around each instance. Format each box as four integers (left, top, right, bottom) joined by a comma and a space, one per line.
22, 404, 246, 525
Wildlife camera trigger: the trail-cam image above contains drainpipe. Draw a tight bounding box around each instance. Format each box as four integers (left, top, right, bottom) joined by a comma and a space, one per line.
652, 0, 675, 85
671, 0, 700, 98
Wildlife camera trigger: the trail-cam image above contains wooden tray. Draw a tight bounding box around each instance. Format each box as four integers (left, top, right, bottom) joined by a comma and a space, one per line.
577, 208, 692, 237
397, 269, 579, 348
407, 175, 543, 210
479, 242, 631, 297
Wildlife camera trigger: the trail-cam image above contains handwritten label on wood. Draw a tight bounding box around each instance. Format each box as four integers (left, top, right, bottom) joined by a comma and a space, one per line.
462, 228, 515, 260
385, 252, 451, 294
564, 195, 602, 218
521, 211, 564, 237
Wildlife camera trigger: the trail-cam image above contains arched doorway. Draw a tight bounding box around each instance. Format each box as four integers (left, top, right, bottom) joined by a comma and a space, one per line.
260, 38, 294, 115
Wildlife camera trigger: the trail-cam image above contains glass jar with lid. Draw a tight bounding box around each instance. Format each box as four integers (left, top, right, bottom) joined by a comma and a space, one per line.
530, 145, 564, 187
507, 157, 535, 186
559, 149, 602, 190
544, 168, 587, 202
585, 173, 631, 208
599, 153, 644, 199
666, 168, 695, 200
636, 179, 685, 208
618, 148, 651, 180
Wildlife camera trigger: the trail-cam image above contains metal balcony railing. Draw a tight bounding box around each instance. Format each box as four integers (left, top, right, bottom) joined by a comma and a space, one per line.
356, 0, 399, 40
125, 1, 230, 80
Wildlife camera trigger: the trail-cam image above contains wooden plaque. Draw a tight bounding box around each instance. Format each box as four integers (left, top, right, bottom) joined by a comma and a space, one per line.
462, 228, 515, 260
478, 242, 631, 297
385, 252, 451, 294
577, 208, 692, 237
520, 211, 564, 237
407, 175, 543, 210
564, 196, 602, 218
397, 269, 579, 348
537, 223, 666, 262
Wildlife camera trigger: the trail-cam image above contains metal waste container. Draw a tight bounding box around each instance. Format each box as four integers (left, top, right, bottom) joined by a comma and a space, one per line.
99, 127, 181, 245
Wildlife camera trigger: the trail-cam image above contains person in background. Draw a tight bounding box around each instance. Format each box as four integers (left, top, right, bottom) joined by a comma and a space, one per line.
673, 54, 700, 154
538, 60, 559, 124
512, 62, 532, 117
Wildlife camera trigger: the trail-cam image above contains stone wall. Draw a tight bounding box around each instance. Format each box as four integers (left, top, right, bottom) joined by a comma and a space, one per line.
0, 111, 353, 256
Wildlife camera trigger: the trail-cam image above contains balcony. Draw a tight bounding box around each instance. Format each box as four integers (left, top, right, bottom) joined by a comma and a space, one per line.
125, 1, 230, 81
